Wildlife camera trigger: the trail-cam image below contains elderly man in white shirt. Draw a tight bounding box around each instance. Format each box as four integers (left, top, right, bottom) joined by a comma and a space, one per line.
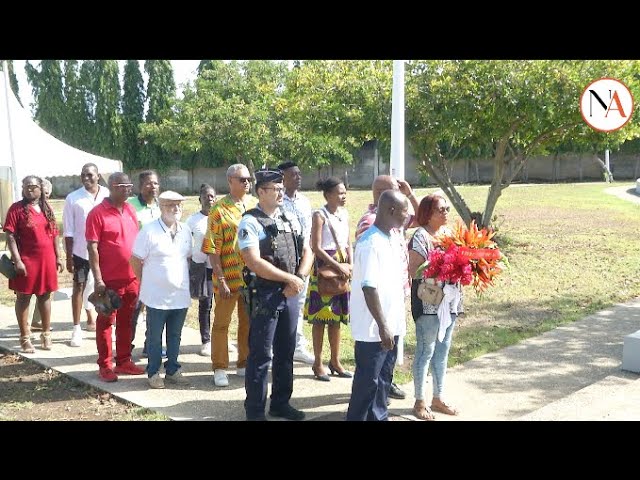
62, 163, 110, 347
277, 161, 314, 365
130, 191, 192, 389
346, 190, 409, 421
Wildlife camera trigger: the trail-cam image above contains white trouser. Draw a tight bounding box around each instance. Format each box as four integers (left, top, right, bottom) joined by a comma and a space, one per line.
286, 276, 310, 351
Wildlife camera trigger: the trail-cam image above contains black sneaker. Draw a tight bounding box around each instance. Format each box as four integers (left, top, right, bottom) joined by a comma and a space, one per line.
268, 404, 306, 421
389, 383, 406, 400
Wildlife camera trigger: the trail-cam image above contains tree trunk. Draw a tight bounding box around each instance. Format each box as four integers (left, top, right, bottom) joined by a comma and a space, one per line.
593, 154, 614, 182
420, 156, 474, 226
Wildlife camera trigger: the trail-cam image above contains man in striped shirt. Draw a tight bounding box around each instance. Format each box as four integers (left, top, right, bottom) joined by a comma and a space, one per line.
202, 164, 258, 387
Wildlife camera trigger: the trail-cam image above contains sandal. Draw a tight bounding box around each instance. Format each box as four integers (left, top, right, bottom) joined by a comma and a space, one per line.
413, 402, 436, 421
40, 332, 53, 351
431, 398, 459, 416
20, 335, 35, 354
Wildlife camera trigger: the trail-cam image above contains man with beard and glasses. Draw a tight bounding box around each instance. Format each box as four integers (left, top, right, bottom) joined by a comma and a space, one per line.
131, 191, 192, 389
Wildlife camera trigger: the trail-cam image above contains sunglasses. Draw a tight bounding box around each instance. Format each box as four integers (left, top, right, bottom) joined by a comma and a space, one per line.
114, 183, 134, 189
234, 177, 252, 183
24, 185, 41, 191
437, 206, 451, 213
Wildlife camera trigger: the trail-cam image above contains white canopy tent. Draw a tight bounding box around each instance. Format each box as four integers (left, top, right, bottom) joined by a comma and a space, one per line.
0, 66, 122, 224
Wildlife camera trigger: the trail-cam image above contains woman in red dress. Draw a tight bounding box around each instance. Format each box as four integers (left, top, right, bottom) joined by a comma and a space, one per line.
3, 176, 63, 352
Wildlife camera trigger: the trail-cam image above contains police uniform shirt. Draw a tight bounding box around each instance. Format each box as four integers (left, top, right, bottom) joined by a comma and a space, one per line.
237, 207, 306, 252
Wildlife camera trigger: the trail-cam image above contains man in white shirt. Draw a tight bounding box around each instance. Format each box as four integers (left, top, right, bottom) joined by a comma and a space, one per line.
346, 190, 409, 421
62, 163, 110, 347
130, 191, 192, 389
277, 160, 314, 364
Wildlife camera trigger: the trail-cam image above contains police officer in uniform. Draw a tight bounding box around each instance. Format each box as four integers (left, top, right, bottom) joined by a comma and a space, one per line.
238, 168, 314, 421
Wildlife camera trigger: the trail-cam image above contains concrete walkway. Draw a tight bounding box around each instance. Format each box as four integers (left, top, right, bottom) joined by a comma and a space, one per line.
0, 183, 638, 421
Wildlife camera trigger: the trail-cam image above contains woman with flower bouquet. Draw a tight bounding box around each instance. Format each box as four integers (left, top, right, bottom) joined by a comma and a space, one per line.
407, 194, 462, 420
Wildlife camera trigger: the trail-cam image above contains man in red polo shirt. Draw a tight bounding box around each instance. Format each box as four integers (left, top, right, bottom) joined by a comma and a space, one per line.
86, 172, 145, 382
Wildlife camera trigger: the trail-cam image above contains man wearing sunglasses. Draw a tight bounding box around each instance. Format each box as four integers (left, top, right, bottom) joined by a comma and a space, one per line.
86, 172, 145, 382
202, 163, 257, 387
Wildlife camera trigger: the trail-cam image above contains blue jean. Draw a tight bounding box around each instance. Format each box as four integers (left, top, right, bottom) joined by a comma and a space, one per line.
346, 336, 398, 421
146, 307, 187, 377
413, 314, 456, 400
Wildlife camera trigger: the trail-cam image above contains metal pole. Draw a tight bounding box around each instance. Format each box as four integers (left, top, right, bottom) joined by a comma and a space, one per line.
390, 60, 405, 365
2, 61, 18, 204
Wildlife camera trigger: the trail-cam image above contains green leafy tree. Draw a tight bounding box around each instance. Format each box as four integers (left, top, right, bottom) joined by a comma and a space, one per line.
121, 60, 145, 168
93, 60, 122, 158
142, 60, 288, 171
62, 60, 91, 148
406, 60, 640, 227
0, 60, 22, 107
143, 60, 176, 169
78, 60, 98, 152
25, 60, 66, 139
282, 60, 393, 168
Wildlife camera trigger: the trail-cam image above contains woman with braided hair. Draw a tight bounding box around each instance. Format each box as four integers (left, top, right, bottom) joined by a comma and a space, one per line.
3, 175, 64, 352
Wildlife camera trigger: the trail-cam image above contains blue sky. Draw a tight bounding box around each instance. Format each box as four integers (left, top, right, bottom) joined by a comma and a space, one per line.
12, 60, 201, 112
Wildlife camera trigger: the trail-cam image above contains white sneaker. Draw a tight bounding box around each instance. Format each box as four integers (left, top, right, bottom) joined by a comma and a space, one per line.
213, 369, 229, 387
148, 373, 165, 389
293, 348, 314, 364
70, 326, 83, 347
165, 368, 190, 385
199, 342, 211, 357
236, 367, 246, 377
228, 343, 237, 353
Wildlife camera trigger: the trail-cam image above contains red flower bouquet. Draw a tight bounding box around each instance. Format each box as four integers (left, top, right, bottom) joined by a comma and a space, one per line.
423, 220, 506, 294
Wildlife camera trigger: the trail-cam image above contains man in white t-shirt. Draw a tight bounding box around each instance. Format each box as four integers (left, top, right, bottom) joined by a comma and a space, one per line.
346, 190, 409, 421
130, 191, 192, 389
62, 163, 110, 347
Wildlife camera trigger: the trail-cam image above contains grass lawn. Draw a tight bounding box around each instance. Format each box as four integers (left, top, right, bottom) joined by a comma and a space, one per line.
2, 182, 639, 386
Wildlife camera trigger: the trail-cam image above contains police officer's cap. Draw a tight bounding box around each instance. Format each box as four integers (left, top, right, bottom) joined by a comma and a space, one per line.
254, 168, 283, 187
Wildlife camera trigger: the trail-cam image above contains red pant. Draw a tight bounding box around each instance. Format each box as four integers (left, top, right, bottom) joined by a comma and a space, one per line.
96, 278, 139, 369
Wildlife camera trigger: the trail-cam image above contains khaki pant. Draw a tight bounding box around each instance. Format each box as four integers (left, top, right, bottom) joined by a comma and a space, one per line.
211, 291, 249, 370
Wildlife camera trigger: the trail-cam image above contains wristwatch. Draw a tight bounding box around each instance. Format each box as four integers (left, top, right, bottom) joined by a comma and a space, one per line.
295, 272, 307, 281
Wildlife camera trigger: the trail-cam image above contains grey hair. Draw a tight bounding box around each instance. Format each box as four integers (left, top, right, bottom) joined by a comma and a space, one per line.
41, 178, 53, 193
226, 163, 247, 179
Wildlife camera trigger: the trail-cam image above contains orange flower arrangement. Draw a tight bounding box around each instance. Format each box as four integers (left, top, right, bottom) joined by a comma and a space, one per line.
435, 220, 507, 294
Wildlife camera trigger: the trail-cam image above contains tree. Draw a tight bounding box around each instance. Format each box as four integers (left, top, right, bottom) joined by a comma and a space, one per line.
78, 60, 98, 152
406, 60, 640, 227
62, 60, 90, 148
0, 60, 22, 107
143, 60, 176, 169
25, 60, 66, 140
93, 60, 122, 158
141, 60, 288, 171
282, 60, 393, 168
121, 60, 145, 168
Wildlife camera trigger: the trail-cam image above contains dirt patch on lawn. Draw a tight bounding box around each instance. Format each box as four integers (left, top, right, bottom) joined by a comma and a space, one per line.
0, 349, 167, 421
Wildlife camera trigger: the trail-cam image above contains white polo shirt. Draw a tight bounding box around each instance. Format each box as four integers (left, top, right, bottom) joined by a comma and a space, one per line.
62, 185, 110, 259
350, 225, 406, 342
132, 218, 192, 310
185, 211, 211, 267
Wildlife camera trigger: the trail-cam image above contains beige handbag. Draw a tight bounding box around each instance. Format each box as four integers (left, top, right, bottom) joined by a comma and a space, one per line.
417, 278, 444, 305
